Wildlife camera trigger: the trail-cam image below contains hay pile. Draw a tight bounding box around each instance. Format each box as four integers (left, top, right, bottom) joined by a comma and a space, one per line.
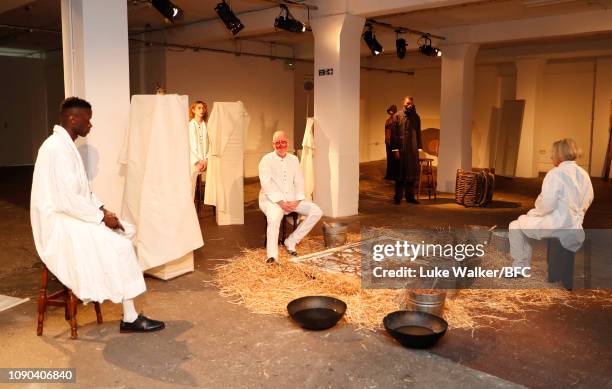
212, 233, 611, 331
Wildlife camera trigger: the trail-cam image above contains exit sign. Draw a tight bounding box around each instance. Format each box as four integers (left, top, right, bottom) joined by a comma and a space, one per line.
318, 68, 334, 76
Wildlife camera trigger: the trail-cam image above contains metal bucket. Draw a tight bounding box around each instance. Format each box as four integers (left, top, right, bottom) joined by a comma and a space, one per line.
322, 222, 348, 248
492, 231, 510, 253
466, 225, 492, 245
404, 290, 447, 317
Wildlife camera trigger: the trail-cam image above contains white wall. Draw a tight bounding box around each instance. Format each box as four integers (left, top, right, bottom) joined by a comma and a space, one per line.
132, 48, 295, 178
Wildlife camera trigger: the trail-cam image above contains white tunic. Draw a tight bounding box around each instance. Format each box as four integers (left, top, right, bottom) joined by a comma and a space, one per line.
513, 160, 594, 251
189, 119, 208, 167
258, 151, 305, 207
30, 125, 146, 303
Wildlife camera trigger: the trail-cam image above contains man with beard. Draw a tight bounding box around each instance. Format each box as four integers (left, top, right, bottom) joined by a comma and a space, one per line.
390, 96, 423, 204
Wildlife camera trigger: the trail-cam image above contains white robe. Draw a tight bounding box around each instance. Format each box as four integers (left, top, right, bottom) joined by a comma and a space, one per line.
31, 125, 146, 303
511, 160, 594, 252
300, 118, 315, 201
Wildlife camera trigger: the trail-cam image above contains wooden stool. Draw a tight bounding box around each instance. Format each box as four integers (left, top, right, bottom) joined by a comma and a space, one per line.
546, 238, 575, 290
417, 158, 437, 200
195, 173, 215, 218
37, 263, 102, 339
263, 212, 300, 247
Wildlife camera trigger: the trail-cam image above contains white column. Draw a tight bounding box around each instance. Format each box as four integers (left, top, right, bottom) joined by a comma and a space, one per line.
310, 14, 364, 217
515, 58, 545, 178
61, 0, 130, 211
437, 43, 479, 193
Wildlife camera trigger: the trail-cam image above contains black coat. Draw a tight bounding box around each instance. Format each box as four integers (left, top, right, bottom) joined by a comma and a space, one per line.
390, 106, 422, 181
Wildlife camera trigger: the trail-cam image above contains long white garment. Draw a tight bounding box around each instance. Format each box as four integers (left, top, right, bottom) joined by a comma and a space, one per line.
189, 119, 209, 196
259, 151, 322, 258
31, 125, 146, 303
205, 101, 249, 225
509, 160, 594, 266
300, 118, 315, 201
121, 95, 203, 270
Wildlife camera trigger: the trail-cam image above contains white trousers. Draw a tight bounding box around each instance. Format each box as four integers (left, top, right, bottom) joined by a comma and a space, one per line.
260, 200, 323, 259
509, 220, 533, 268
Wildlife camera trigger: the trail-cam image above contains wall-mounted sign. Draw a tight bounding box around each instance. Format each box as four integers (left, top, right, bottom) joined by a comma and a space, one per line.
318, 68, 334, 76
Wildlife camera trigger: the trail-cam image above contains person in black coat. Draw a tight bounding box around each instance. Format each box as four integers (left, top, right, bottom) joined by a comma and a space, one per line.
390, 96, 422, 204
384, 104, 397, 180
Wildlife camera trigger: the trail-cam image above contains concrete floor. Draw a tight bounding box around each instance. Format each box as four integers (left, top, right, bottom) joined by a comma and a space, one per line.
0, 162, 611, 388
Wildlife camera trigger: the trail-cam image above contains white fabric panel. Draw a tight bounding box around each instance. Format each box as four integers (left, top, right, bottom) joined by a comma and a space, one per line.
205, 101, 249, 225
300, 117, 315, 201
121, 94, 203, 270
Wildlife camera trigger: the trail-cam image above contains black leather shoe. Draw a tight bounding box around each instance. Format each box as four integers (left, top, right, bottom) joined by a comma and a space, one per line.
120, 314, 165, 333
393, 198, 401, 205
266, 257, 276, 264
406, 198, 420, 204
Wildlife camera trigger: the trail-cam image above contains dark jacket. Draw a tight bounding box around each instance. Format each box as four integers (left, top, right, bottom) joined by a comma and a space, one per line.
390, 106, 422, 181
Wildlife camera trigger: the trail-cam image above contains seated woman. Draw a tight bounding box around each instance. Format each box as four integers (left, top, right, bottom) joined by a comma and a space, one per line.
509, 138, 594, 273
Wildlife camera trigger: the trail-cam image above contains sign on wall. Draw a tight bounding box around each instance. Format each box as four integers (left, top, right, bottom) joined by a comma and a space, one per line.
318, 68, 334, 76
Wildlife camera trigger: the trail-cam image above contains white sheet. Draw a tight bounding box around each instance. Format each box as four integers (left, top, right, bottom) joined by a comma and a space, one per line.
121, 94, 203, 270
300, 117, 315, 201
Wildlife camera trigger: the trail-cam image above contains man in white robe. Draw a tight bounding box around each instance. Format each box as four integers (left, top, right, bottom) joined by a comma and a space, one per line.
30, 97, 164, 333
509, 138, 594, 273
189, 100, 209, 198
259, 131, 323, 263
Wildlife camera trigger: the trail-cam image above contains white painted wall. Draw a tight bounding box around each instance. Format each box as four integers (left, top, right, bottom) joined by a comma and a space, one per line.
147, 49, 295, 178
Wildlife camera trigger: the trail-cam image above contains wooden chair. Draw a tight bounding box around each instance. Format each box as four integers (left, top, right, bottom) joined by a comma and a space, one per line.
195, 173, 215, 218
37, 263, 102, 339
263, 212, 300, 247
417, 158, 437, 200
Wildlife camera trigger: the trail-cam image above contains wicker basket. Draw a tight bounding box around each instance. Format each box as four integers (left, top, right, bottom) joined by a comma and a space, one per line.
455, 169, 495, 207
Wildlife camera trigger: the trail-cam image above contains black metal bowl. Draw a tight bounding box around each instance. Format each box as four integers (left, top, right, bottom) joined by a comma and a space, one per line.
383, 310, 448, 349
287, 296, 347, 330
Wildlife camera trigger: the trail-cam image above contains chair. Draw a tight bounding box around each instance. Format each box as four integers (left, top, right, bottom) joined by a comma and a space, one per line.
37, 263, 102, 339
263, 212, 300, 247
195, 173, 215, 218
417, 158, 437, 200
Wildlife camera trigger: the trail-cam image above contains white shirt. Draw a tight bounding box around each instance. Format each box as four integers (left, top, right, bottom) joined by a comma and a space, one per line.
189, 119, 208, 166
258, 151, 305, 203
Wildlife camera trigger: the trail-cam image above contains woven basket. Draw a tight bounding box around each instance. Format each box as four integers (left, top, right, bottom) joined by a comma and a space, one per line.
455, 169, 495, 207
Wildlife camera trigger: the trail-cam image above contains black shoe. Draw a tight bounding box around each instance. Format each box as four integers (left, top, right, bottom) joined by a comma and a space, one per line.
406, 198, 420, 204
393, 198, 401, 205
266, 257, 276, 264
120, 314, 165, 333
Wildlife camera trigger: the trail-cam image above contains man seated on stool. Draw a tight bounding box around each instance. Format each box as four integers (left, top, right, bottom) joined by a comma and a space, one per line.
508, 138, 593, 277
258, 131, 323, 264
30, 97, 164, 333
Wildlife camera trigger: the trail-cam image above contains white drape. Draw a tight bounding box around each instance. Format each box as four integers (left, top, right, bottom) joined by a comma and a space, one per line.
300, 117, 315, 201
120, 94, 203, 270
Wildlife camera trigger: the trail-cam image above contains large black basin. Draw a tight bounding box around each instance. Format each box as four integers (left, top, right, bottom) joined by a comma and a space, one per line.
383, 310, 448, 348
287, 296, 347, 330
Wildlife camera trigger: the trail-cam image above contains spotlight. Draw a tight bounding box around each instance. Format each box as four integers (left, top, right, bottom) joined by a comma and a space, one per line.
395, 32, 407, 59
363, 24, 383, 56
275, 5, 306, 33
152, 0, 182, 23
418, 34, 441, 57
215, 1, 244, 36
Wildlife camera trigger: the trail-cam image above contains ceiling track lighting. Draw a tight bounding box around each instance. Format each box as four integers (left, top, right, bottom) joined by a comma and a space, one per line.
418, 34, 442, 57
363, 24, 383, 56
151, 0, 182, 23
215, 0, 244, 36
395, 30, 407, 59
274, 4, 307, 33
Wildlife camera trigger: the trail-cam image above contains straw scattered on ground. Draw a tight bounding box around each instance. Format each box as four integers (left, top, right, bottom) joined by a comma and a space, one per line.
212, 233, 612, 332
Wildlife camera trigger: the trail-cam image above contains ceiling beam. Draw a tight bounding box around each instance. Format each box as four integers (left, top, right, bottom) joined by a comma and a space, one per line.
0, 0, 35, 15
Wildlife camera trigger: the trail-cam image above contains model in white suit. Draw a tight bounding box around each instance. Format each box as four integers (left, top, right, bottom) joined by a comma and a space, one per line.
189, 101, 209, 197
509, 139, 594, 270
30, 97, 164, 333
259, 131, 322, 263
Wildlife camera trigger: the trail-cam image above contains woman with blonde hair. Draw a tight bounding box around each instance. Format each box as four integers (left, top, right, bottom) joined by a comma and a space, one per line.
189, 100, 209, 197
509, 138, 594, 276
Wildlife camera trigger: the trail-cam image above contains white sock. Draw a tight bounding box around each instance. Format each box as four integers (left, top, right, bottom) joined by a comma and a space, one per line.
122, 299, 139, 323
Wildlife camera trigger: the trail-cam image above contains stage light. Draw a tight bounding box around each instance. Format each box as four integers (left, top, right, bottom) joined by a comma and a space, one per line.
275, 5, 306, 33
418, 34, 441, 57
396, 35, 407, 59
215, 1, 244, 36
363, 25, 383, 56
152, 0, 182, 23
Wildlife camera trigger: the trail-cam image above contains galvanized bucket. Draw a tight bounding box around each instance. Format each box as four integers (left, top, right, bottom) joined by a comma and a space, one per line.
492, 230, 510, 253
404, 290, 447, 317
322, 222, 348, 248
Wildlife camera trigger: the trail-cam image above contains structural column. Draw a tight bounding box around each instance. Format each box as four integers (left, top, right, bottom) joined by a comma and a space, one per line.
515, 58, 545, 178
310, 14, 364, 217
437, 43, 479, 193
61, 0, 131, 210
